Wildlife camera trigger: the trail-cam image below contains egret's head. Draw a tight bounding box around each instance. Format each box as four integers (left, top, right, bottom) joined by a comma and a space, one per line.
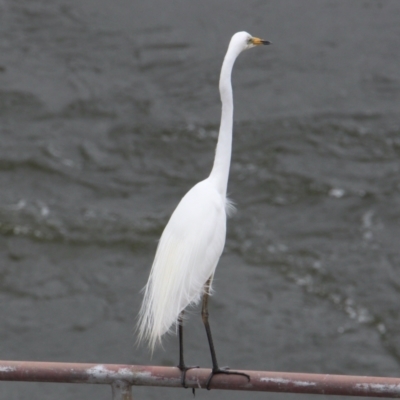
231, 31, 271, 52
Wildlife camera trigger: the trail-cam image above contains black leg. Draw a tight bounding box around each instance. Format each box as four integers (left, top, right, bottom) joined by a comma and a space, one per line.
201, 277, 250, 390
177, 311, 198, 391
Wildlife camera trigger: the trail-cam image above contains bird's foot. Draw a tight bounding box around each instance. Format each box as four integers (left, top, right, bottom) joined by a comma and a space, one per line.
177, 364, 199, 389
206, 366, 250, 390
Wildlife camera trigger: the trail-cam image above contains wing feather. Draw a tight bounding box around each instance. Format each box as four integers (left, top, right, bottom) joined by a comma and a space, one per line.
137, 180, 226, 351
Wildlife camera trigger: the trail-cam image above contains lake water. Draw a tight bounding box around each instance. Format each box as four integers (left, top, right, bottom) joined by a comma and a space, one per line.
1, 1, 400, 399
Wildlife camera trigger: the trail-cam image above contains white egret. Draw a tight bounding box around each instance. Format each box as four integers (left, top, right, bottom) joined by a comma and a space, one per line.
137, 31, 270, 389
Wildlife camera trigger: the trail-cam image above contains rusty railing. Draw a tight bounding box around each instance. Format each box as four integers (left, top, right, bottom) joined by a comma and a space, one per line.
1, 360, 400, 399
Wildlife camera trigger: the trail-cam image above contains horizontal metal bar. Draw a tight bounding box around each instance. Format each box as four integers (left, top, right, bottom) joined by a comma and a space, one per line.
0, 360, 400, 397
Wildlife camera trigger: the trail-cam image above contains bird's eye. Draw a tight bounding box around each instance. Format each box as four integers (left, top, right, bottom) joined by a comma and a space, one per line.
247, 38, 253, 45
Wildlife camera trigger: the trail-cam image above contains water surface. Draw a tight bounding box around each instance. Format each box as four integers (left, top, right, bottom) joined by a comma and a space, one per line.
1, 1, 400, 399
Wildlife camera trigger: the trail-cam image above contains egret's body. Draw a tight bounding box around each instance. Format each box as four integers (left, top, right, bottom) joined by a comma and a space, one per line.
137, 31, 270, 388
140, 179, 227, 349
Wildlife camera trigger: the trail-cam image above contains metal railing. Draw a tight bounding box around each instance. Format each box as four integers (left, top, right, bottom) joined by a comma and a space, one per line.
1, 360, 400, 399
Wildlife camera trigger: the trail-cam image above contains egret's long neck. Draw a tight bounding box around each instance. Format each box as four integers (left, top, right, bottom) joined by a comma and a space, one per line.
209, 45, 241, 195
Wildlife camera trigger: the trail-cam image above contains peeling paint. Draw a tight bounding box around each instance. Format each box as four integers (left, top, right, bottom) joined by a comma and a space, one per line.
260, 377, 317, 387
86, 365, 109, 376
117, 368, 133, 376
85, 365, 151, 384
0, 366, 16, 372
355, 383, 400, 393
85, 364, 114, 383
133, 371, 151, 378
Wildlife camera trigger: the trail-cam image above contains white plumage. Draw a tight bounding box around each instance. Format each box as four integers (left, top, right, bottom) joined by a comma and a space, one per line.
137, 32, 270, 355
138, 180, 228, 350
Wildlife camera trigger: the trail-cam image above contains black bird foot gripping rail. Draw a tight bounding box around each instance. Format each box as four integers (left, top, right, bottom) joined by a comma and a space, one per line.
1, 360, 400, 399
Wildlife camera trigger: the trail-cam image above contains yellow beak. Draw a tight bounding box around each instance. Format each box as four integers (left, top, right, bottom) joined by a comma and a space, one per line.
251, 37, 271, 46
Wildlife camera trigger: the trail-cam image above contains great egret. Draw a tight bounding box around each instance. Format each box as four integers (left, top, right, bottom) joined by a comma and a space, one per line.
138, 31, 270, 389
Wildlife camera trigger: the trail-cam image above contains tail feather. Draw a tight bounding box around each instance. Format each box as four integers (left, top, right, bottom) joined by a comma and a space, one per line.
137, 235, 205, 352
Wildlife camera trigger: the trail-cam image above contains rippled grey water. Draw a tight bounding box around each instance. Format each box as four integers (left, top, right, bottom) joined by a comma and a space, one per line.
1, 0, 400, 399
